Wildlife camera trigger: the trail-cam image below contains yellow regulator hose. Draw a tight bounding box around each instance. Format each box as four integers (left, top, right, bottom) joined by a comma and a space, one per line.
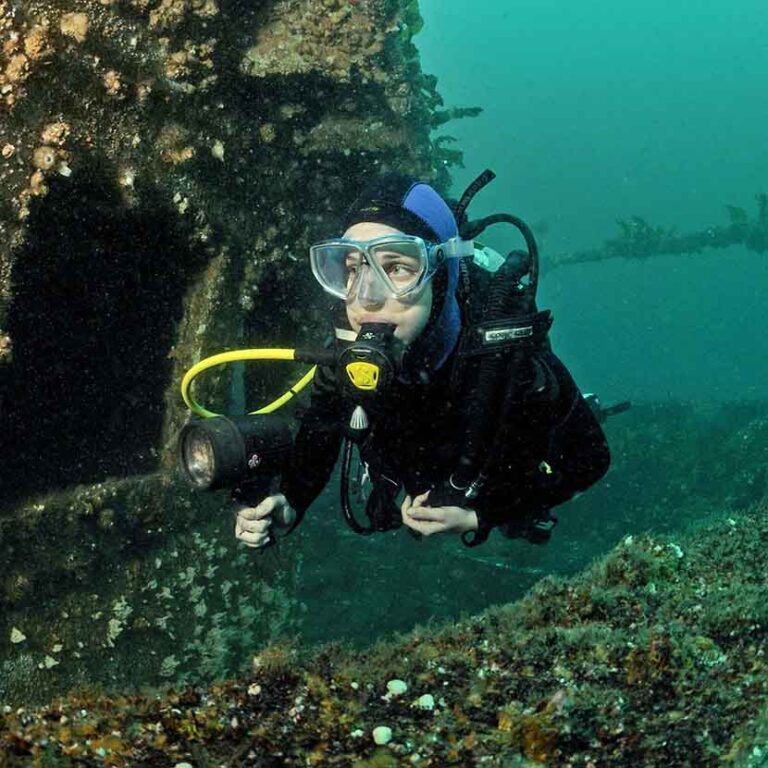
180, 348, 317, 419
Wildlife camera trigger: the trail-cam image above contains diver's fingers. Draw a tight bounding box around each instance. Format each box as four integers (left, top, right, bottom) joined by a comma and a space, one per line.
407, 506, 446, 524
400, 495, 411, 526
236, 516, 271, 536
402, 515, 445, 537
236, 505, 272, 523
238, 495, 281, 521
403, 496, 446, 536
401, 491, 429, 513
236, 527, 271, 547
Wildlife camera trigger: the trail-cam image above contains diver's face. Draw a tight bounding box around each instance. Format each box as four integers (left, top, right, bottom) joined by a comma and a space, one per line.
343, 222, 433, 345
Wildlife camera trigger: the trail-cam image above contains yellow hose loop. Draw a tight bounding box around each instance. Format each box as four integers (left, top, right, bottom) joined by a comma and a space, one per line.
180, 348, 317, 418
253, 365, 317, 415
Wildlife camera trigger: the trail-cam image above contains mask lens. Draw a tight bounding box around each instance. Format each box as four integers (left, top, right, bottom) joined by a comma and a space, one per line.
369, 240, 426, 295
311, 244, 363, 297
310, 238, 429, 299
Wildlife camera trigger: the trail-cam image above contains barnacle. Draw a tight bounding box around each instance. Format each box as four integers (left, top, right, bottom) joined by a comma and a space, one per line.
59, 12, 89, 43
31, 145, 56, 170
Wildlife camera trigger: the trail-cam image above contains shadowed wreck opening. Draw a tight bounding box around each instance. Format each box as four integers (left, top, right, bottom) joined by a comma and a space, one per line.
0, 156, 210, 512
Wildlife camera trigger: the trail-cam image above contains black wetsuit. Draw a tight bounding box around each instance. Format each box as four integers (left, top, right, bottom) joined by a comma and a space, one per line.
280, 345, 610, 544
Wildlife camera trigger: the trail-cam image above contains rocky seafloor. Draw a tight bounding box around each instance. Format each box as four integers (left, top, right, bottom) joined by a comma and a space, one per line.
2, 501, 766, 767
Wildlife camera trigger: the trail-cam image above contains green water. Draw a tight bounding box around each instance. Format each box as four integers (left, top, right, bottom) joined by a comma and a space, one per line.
417, 0, 768, 402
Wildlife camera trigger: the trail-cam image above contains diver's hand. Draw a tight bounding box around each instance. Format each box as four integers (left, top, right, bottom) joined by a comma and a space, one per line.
234, 493, 296, 549
401, 490, 478, 537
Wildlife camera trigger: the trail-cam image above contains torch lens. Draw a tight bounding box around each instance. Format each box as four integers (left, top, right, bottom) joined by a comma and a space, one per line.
181, 427, 216, 489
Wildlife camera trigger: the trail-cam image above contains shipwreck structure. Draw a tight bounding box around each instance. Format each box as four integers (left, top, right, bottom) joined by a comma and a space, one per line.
0, 0, 459, 700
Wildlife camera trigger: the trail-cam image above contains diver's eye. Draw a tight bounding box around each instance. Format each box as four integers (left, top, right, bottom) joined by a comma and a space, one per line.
344, 256, 362, 290
386, 262, 416, 277
345, 251, 363, 272
383, 261, 420, 288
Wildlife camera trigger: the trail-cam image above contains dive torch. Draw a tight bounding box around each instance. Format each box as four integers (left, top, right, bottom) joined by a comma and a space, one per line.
176, 325, 402, 518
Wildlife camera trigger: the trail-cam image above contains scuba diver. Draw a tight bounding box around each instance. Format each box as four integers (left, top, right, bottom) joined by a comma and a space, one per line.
229, 170, 613, 550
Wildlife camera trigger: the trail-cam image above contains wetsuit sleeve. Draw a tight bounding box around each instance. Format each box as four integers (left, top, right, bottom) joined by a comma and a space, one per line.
472, 352, 611, 538
279, 364, 344, 531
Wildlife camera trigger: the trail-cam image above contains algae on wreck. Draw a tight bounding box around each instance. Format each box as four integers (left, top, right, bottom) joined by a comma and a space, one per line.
0, 0, 462, 505
0, 473, 302, 706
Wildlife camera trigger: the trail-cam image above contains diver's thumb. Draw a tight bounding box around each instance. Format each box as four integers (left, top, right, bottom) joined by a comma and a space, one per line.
273, 495, 297, 528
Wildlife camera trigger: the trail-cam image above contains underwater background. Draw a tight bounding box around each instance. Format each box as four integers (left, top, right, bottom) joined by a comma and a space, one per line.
418, 0, 768, 402
0, 0, 767, 764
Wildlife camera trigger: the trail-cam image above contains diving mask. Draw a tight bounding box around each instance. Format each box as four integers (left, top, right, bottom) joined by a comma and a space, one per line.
309, 234, 473, 303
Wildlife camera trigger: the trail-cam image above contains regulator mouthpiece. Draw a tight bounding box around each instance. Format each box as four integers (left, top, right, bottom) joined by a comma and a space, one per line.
337, 323, 402, 398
